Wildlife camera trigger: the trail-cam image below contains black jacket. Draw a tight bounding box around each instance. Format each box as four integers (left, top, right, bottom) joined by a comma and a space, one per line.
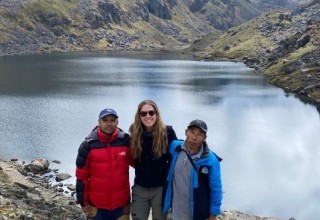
134, 126, 177, 187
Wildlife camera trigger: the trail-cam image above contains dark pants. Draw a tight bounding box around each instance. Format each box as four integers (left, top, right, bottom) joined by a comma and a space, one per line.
88, 207, 129, 220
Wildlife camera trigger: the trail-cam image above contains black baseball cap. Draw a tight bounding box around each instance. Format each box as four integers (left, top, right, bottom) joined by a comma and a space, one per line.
187, 119, 207, 133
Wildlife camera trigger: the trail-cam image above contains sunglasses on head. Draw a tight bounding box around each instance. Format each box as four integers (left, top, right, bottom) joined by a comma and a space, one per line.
140, 110, 156, 117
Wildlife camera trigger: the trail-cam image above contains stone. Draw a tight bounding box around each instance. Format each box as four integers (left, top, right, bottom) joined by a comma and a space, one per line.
24, 158, 49, 174
55, 173, 72, 182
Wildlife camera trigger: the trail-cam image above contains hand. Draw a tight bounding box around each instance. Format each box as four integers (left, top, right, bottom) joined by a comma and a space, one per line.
82, 205, 97, 217
122, 203, 131, 215
209, 214, 217, 220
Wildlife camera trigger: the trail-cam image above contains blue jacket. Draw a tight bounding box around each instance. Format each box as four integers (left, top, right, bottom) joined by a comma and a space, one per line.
163, 140, 222, 220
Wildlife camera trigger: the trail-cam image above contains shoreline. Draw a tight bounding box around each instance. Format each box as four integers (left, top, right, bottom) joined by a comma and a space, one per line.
0, 158, 284, 220
0, 158, 86, 219
1, 48, 319, 107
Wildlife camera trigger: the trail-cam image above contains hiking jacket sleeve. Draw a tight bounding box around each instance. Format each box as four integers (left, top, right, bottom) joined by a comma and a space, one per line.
75, 140, 90, 207
208, 153, 223, 216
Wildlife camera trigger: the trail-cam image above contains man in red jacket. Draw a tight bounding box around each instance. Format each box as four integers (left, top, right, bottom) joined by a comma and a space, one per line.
76, 108, 133, 220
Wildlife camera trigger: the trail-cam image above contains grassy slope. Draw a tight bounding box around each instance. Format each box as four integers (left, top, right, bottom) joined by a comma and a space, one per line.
14, 0, 212, 50
189, 10, 320, 102
189, 13, 277, 59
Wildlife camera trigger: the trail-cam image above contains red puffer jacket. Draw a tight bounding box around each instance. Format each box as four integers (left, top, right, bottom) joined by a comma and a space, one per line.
76, 127, 133, 209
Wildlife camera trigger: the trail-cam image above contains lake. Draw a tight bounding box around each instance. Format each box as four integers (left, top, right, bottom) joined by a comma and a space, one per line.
0, 51, 319, 219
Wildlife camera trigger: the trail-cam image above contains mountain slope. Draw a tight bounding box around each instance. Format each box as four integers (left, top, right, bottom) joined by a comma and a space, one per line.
188, 0, 320, 103
0, 0, 294, 56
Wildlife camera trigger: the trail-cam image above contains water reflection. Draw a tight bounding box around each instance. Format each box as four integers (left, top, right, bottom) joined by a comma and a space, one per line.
0, 52, 320, 219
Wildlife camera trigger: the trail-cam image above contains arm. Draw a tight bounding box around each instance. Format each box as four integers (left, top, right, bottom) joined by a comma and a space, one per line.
126, 134, 135, 168
167, 126, 178, 145
128, 152, 136, 168
75, 141, 91, 207
209, 153, 223, 217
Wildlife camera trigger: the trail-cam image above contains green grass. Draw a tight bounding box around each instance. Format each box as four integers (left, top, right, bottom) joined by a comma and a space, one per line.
286, 44, 317, 61
225, 33, 270, 57
266, 44, 317, 76
21, 0, 79, 25
28, 0, 78, 15
96, 38, 109, 49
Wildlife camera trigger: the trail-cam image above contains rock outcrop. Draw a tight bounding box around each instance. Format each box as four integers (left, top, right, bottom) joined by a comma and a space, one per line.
0, 159, 85, 219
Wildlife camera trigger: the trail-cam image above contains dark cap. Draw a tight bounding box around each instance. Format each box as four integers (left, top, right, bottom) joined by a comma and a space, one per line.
188, 119, 207, 133
99, 108, 118, 118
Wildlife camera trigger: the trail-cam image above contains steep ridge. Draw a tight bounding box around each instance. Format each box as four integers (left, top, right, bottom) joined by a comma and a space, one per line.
0, 0, 293, 56
250, 0, 297, 11
189, 0, 320, 103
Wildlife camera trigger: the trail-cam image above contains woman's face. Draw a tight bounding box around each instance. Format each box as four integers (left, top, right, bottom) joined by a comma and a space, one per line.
139, 104, 157, 132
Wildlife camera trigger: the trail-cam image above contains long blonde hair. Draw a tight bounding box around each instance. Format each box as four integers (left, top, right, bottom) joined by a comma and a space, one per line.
129, 100, 168, 160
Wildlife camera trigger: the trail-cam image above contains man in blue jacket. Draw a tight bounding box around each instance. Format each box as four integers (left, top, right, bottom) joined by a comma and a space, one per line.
163, 119, 222, 220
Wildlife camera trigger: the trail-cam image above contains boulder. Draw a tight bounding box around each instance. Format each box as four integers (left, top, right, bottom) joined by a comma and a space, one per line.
24, 158, 49, 174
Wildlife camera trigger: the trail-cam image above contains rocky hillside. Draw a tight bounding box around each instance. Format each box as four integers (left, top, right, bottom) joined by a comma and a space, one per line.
0, 0, 295, 56
188, 0, 320, 104
250, 0, 297, 11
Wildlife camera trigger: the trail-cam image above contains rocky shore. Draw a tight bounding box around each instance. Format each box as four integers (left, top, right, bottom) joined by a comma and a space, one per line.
0, 158, 85, 220
0, 158, 288, 220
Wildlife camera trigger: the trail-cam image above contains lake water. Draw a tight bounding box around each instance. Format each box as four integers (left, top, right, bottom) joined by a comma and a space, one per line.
0, 51, 319, 220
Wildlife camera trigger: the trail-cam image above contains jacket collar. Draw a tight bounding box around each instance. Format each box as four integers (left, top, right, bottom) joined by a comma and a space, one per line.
85, 126, 124, 143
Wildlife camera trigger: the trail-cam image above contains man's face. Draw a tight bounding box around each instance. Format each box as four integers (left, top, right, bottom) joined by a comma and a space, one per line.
98, 115, 118, 135
185, 127, 207, 150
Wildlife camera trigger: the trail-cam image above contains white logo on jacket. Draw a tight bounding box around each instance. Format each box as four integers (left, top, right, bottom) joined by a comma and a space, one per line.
201, 167, 208, 174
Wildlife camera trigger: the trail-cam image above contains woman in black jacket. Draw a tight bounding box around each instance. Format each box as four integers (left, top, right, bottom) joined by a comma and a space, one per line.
129, 99, 177, 220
